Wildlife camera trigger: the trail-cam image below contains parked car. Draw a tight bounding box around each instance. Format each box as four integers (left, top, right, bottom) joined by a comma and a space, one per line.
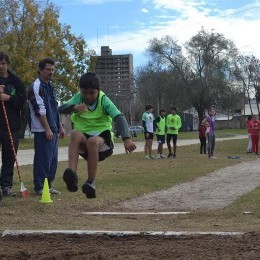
129, 126, 144, 136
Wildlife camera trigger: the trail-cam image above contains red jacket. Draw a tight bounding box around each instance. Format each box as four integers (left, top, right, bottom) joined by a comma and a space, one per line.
199, 124, 206, 138
248, 120, 260, 135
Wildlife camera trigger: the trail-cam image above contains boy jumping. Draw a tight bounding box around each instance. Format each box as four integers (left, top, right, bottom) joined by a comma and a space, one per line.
58, 73, 136, 198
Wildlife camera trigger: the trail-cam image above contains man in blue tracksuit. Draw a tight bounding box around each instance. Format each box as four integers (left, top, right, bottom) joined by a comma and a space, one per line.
28, 58, 65, 195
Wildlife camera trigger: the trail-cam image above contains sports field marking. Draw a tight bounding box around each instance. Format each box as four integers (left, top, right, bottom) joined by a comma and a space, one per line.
1, 230, 244, 237
81, 211, 190, 215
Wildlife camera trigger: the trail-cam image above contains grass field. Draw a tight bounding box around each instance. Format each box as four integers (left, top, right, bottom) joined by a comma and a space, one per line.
19, 128, 247, 150
0, 138, 259, 232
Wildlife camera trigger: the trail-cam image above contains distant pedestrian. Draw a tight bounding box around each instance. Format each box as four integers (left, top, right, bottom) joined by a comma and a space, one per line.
203, 108, 216, 159
198, 121, 207, 154
154, 109, 166, 158
28, 58, 65, 195
166, 107, 182, 158
142, 104, 155, 159
0, 51, 26, 197
246, 115, 252, 153
248, 114, 260, 155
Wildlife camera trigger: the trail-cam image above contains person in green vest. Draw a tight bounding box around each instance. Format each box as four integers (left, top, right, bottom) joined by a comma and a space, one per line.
166, 107, 182, 158
58, 72, 136, 199
154, 109, 166, 159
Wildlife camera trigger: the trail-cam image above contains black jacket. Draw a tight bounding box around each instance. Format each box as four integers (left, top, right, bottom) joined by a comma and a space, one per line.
0, 71, 26, 132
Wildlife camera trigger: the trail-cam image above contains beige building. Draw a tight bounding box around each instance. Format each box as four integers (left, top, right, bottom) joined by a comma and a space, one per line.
93, 46, 134, 124
94, 46, 134, 99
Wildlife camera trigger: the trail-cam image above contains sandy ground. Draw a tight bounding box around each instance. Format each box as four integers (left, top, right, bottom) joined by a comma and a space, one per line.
0, 233, 259, 259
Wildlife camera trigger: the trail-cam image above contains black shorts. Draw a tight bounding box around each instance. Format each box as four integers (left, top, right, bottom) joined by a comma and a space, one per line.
166, 134, 178, 144
156, 134, 165, 144
144, 132, 154, 140
79, 130, 114, 161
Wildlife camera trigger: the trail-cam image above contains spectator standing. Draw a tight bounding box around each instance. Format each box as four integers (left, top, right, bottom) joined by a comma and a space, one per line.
59, 72, 136, 198
248, 114, 260, 155
246, 115, 253, 153
198, 121, 207, 154
142, 104, 155, 159
28, 58, 65, 195
0, 51, 26, 197
154, 109, 166, 159
166, 107, 182, 158
203, 108, 216, 159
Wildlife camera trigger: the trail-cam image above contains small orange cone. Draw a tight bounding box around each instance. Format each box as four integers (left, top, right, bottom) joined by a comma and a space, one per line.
40, 178, 53, 203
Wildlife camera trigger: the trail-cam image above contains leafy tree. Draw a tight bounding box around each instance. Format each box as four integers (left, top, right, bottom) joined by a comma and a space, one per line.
232, 55, 260, 115
146, 29, 239, 122
0, 0, 95, 136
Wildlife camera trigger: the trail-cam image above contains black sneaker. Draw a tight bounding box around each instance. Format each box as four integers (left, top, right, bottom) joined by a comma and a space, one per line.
2, 187, 16, 197
167, 153, 173, 158
63, 168, 78, 192
173, 154, 176, 158
82, 181, 96, 199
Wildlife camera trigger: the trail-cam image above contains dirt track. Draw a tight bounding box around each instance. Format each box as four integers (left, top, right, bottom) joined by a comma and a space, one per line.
116, 158, 260, 211
0, 233, 260, 259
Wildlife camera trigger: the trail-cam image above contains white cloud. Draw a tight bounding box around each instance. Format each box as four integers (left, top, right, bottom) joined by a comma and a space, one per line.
88, 0, 260, 67
74, 0, 132, 4
141, 8, 149, 13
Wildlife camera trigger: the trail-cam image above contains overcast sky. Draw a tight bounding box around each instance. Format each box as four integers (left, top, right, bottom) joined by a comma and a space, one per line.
53, 0, 260, 68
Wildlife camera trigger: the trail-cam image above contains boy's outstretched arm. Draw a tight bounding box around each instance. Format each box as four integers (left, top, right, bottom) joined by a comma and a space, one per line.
114, 114, 136, 153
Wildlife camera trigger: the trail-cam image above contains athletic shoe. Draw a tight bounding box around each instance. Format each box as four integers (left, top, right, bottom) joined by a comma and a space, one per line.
2, 187, 16, 197
167, 153, 173, 158
82, 181, 96, 199
160, 154, 166, 159
63, 168, 78, 192
49, 188, 60, 195
144, 155, 150, 159
173, 154, 176, 158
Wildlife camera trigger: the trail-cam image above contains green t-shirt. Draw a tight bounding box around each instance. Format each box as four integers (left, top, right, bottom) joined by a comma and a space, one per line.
166, 114, 182, 134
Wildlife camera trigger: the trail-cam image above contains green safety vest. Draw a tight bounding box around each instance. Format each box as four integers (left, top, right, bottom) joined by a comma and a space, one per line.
70, 91, 112, 134
156, 116, 166, 135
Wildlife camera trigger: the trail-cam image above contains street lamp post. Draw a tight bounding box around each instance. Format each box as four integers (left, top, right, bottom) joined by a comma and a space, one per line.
115, 93, 133, 126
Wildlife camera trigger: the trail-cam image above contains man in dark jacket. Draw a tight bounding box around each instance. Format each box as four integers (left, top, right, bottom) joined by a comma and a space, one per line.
0, 51, 26, 197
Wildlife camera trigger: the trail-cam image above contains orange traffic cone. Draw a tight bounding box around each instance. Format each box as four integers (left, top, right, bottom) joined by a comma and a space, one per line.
40, 178, 53, 203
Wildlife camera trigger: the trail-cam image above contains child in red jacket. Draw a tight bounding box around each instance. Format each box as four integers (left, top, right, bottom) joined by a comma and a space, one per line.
248, 115, 260, 154
198, 122, 207, 154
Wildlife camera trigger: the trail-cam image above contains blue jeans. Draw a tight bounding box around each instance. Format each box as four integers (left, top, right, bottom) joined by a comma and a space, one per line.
207, 133, 215, 158
33, 132, 58, 191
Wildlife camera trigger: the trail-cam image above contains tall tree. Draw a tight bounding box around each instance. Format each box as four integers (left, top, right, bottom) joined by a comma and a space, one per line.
0, 0, 94, 99
0, 0, 95, 136
232, 55, 260, 115
147, 29, 239, 122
